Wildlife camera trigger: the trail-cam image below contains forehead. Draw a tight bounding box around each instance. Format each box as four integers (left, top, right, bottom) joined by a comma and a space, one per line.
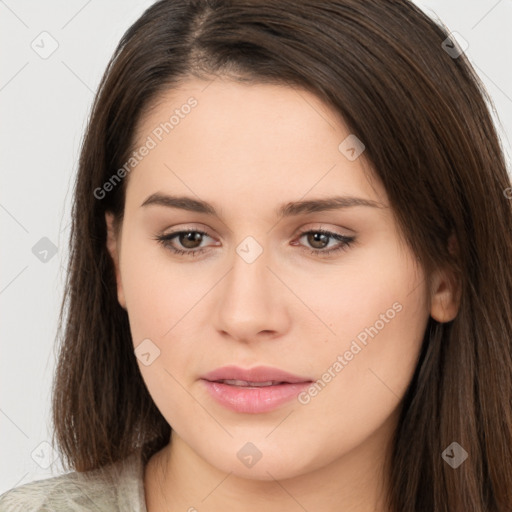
126, 78, 388, 212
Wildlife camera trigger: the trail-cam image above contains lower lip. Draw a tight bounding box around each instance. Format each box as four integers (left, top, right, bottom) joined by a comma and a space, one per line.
201, 379, 312, 413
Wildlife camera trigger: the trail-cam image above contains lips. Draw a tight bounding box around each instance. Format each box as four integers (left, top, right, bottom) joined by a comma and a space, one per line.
200, 365, 313, 414
201, 365, 312, 385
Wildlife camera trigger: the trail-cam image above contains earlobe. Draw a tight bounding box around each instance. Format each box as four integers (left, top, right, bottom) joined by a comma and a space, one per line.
429, 238, 461, 323
105, 212, 127, 309
430, 273, 459, 323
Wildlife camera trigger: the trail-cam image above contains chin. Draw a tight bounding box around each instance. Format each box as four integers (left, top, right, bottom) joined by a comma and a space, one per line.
201, 440, 321, 482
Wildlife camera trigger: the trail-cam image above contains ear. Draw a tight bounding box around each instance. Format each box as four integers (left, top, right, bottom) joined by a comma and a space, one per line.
105, 212, 126, 309
429, 234, 460, 323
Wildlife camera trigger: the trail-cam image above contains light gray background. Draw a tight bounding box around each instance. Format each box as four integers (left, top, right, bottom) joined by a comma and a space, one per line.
1, 0, 511, 493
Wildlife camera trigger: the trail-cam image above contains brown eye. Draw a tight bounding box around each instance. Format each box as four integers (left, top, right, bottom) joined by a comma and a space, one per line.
178, 231, 204, 249
295, 229, 356, 257
306, 232, 330, 249
154, 229, 214, 257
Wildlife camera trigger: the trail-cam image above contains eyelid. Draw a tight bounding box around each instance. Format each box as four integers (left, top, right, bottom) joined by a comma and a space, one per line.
159, 225, 218, 241
292, 223, 356, 242
162, 223, 214, 235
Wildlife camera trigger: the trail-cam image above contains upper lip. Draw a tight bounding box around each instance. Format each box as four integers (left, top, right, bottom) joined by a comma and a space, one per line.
201, 365, 313, 384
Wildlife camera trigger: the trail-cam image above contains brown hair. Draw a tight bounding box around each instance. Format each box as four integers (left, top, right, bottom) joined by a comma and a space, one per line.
51, 1, 512, 510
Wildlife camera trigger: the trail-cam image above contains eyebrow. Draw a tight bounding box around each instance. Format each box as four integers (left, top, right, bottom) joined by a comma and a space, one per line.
140, 193, 384, 218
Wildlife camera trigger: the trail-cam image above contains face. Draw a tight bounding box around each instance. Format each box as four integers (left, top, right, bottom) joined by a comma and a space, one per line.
106, 77, 457, 481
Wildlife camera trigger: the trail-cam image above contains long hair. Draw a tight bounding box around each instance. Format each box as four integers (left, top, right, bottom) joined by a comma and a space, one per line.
51, 1, 512, 510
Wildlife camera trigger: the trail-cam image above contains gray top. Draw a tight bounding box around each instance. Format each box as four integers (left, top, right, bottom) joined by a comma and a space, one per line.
0, 450, 148, 511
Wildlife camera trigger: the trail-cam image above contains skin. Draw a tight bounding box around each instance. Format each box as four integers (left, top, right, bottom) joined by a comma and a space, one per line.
105, 77, 459, 512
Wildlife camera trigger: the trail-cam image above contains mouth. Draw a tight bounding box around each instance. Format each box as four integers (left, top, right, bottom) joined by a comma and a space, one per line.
201, 364, 312, 384
211, 379, 290, 388
200, 365, 313, 413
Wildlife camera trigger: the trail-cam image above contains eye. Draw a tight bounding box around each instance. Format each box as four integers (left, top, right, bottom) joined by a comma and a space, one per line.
153, 227, 356, 258
154, 229, 216, 257
293, 228, 356, 257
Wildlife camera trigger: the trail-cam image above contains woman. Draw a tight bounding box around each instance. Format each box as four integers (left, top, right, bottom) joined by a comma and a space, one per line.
1, 0, 511, 511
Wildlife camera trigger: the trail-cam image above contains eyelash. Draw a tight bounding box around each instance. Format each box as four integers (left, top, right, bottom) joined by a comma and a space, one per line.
154, 228, 356, 258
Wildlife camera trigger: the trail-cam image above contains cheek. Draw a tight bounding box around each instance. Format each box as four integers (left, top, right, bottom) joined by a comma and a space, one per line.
303, 258, 428, 436
119, 235, 204, 342
294, 245, 428, 439
288, 237, 427, 349
119, 238, 214, 406
118, 240, 204, 421
298, 299, 427, 470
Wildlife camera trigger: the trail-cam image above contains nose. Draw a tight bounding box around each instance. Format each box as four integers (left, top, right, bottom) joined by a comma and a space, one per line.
212, 241, 291, 343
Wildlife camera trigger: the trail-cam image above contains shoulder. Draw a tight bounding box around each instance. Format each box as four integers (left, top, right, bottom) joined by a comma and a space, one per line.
0, 470, 107, 512
0, 450, 147, 512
